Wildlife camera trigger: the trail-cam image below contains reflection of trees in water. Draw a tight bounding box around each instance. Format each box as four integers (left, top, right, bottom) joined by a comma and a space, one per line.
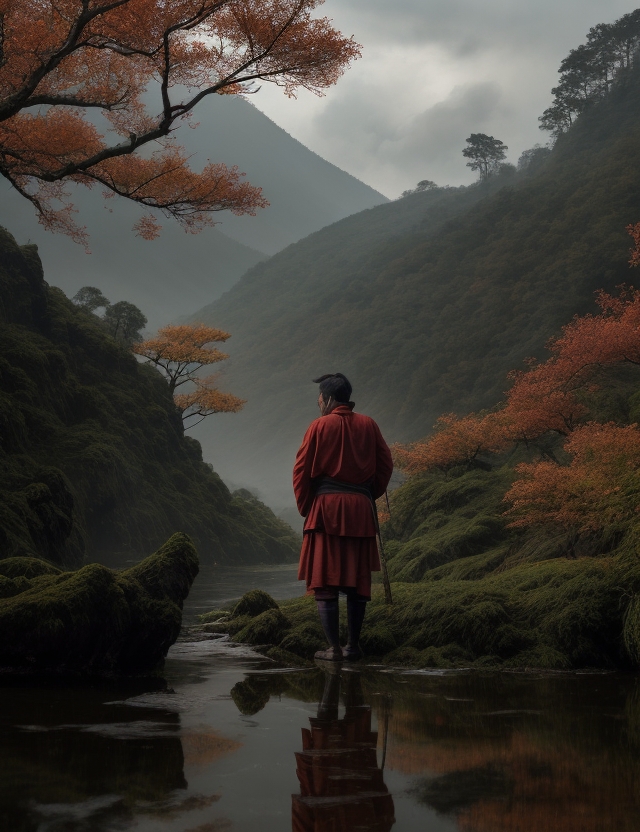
226, 668, 640, 832
383, 673, 640, 832
0, 678, 234, 831
230, 670, 325, 715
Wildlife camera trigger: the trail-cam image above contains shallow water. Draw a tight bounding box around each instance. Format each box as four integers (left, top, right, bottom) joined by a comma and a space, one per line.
2, 566, 639, 831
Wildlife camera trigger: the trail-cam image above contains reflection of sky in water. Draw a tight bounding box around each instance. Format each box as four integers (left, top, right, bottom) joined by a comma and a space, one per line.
1, 567, 639, 831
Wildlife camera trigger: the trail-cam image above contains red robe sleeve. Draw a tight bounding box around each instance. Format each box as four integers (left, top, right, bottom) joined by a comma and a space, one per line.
293, 421, 318, 517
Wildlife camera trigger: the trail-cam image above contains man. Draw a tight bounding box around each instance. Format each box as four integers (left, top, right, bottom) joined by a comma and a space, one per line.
293, 373, 393, 661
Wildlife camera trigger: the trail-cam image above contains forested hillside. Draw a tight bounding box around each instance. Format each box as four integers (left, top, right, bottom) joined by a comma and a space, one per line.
192, 63, 640, 505
0, 228, 298, 567
0, 96, 386, 331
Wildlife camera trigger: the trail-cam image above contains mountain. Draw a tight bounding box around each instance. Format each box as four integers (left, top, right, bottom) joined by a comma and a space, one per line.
189, 66, 640, 508
0, 227, 299, 567
0, 96, 387, 331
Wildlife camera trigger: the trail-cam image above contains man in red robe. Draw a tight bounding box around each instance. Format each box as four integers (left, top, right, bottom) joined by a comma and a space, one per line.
293, 373, 393, 661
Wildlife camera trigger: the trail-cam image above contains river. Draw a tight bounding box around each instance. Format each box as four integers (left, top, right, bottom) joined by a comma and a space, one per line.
1, 562, 639, 831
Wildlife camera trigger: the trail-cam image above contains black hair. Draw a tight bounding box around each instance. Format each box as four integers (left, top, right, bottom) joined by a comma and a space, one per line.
313, 373, 352, 403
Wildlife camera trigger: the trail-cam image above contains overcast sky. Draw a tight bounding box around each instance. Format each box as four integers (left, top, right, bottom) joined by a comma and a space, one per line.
251, 1, 637, 197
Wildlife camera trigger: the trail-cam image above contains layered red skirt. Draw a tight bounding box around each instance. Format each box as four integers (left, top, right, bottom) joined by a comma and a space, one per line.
297, 494, 380, 599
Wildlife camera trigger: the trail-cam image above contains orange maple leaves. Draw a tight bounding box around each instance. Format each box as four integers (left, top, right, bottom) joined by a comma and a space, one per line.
394, 227, 640, 532
505, 423, 640, 531
134, 324, 244, 426
0, 0, 361, 240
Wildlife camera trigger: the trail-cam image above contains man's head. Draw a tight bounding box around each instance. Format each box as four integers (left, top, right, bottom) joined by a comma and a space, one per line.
313, 373, 352, 414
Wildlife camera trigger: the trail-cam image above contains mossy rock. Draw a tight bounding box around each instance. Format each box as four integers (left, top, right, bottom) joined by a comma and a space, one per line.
232, 589, 279, 618
0, 575, 31, 599
279, 623, 326, 659
234, 608, 291, 645
0, 557, 61, 579
0, 532, 198, 675
199, 608, 231, 625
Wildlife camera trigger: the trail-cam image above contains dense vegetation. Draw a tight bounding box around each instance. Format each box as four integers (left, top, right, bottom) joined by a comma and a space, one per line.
0, 228, 298, 567
192, 56, 640, 503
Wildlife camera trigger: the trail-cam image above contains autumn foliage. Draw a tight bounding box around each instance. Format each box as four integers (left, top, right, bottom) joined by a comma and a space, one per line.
0, 0, 360, 241
393, 227, 640, 533
134, 324, 244, 426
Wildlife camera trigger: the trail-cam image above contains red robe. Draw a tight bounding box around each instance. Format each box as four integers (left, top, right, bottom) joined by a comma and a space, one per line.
293, 404, 393, 598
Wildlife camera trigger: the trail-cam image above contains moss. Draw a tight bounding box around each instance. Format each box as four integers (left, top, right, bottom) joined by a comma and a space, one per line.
0, 532, 198, 675
198, 608, 231, 625
360, 622, 396, 656
234, 608, 290, 645
383, 469, 515, 582
278, 622, 326, 659
0, 557, 61, 579
232, 589, 279, 618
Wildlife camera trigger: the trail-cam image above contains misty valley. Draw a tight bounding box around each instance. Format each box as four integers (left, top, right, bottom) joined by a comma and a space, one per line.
3, 3, 640, 831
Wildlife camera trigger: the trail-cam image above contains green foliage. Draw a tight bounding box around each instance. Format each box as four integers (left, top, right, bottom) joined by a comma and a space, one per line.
540, 10, 640, 137
72, 286, 109, 312
0, 229, 299, 566
0, 532, 198, 675
462, 133, 508, 179
102, 300, 147, 345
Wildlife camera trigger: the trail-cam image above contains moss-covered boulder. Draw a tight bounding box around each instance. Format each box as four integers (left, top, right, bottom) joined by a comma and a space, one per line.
235, 608, 291, 645
0, 532, 198, 675
232, 589, 279, 618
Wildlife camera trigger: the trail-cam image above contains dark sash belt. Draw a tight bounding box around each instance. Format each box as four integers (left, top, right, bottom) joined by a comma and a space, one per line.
315, 476, 374, 499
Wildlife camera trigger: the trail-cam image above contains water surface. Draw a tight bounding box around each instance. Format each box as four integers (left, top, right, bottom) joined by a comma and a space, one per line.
1, 566, 639, 831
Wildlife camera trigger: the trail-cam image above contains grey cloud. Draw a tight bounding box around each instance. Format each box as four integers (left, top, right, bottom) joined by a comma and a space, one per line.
255, 1, 637, 195
331, 0, 636, 55
312, 81, 507, 194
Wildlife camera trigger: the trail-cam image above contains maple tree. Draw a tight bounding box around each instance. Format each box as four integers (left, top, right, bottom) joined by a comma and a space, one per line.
504, 423, 640, 532
0, 0, 361, 242
392, 224, 640, 534
134, 323, 244, 426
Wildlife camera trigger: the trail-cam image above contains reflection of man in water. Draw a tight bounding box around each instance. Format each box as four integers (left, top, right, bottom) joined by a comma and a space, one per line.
294, 373, 393, 661
292, 670, 395, 832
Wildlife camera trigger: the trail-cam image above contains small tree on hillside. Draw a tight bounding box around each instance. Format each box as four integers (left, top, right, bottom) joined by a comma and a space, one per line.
134, 324, 245, 427
72, 286, 110, 312
462, 134, 508, 180
401, 179, 438, 198
104, 301, 147, 345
